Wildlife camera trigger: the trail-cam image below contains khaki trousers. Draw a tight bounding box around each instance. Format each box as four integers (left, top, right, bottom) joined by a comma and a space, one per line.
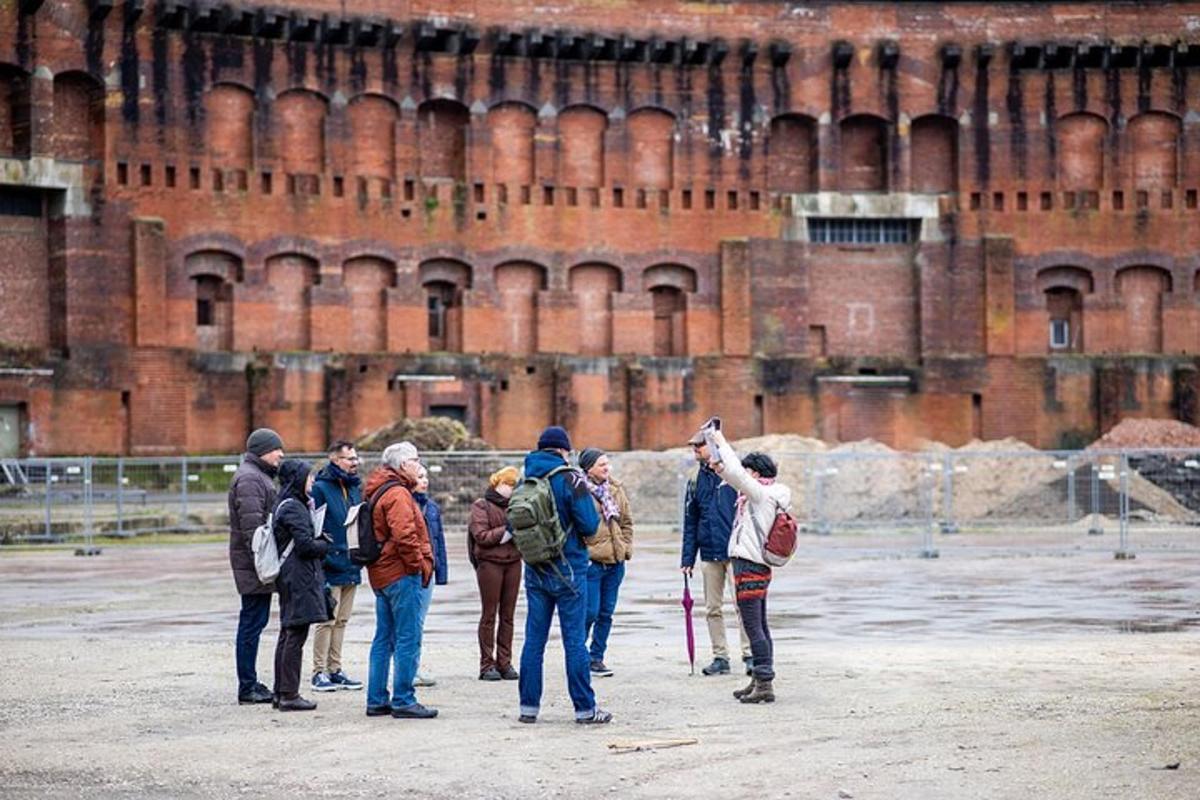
312, 583, 357, 675
700, 560, 751, 661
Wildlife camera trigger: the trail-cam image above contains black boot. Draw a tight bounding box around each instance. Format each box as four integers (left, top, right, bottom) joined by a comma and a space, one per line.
739, 678, 775, 704
732, 677, 756, 700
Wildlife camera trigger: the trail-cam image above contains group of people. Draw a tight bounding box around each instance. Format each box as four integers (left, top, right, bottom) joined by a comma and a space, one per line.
226, 417, 787, 721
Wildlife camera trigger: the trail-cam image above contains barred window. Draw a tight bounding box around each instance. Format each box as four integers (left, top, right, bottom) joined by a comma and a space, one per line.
808, 217, 918, 244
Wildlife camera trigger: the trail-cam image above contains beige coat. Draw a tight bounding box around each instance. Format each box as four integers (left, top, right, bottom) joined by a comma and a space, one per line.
712, 433, 792, 566
584, 477, 634, 564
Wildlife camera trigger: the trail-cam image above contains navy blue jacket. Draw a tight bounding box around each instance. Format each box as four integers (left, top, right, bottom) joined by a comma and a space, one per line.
309, 462, 363, 586
414, 492, 448, 586
523, 449, 600, 572
681, 463, 738, 567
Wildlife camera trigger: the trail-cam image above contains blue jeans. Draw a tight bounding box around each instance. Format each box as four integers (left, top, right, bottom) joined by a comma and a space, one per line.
585, 561, 625, 662
235, 592, 272, 694
367, 574, 431, 709
518, 560, 596, 720
415, 583, 433, 669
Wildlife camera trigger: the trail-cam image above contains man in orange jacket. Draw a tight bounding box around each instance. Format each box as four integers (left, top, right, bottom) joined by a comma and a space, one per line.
363, 441, 437, 719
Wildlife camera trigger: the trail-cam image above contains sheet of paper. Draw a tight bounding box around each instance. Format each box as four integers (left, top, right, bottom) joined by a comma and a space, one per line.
344, 503, 363, 549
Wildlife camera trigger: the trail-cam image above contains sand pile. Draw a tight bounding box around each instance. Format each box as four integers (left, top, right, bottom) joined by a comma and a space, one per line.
1089, 418, 1200, 450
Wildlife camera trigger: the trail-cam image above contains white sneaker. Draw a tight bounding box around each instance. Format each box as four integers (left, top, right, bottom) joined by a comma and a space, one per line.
413, 671, 437, 687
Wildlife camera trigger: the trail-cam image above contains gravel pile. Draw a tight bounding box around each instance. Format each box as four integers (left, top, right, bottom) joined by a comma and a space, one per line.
1089, 418, 1200, 450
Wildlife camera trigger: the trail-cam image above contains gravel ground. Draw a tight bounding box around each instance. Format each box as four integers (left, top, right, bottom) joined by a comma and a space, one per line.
1, 530, 1198, 800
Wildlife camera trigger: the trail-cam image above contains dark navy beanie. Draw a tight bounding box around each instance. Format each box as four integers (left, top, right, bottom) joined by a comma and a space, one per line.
536, 425, 572, 452
578, 447, 605, 473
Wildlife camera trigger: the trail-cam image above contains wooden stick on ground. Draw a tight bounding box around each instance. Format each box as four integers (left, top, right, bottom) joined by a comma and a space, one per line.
607, 738, 700, 755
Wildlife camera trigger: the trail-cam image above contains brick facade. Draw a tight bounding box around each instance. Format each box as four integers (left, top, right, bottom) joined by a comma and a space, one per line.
2, 1, 1200, 455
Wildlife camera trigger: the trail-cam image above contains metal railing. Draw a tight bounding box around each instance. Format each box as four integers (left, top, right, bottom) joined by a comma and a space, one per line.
2, 448, 1198, 557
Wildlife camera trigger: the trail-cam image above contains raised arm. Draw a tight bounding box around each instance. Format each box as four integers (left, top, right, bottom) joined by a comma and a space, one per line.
710, 429, 769, 505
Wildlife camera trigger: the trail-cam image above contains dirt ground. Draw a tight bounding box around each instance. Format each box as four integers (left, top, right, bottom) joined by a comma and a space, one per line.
1, 529, 1198, 800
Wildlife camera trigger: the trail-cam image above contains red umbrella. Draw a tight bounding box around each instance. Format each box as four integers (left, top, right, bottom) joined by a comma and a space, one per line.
682, 574, 696, 674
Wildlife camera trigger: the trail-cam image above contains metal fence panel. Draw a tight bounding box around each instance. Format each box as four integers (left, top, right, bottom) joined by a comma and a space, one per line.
3, 448, 1200, 557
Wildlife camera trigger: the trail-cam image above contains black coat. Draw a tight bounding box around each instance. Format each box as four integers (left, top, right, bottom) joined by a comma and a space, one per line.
227, 453, 278, 595
273, 460, 331, 628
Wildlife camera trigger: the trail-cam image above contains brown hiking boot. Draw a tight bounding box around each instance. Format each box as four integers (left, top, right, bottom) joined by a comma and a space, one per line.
739, 678, 775, 704
732, 677, 756, 700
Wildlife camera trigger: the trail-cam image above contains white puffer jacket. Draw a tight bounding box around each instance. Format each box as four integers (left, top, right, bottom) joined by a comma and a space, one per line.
712, 432, 793, 566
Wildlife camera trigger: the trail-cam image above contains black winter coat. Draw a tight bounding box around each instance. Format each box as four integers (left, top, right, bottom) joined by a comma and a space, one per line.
227, 453, 278, 595
273, 460, 332, 628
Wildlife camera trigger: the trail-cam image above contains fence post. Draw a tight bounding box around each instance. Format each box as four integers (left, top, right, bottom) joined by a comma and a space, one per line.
1066, 455, 1076, 523
180, 457, 189, 531
1088, 462, 1104, 536
920, 456, 939, 558
116, 458, 124, 538
939, 452, 958, 534
80, 456, 98, 555
1115, 452, 1135, 560
43, 459, 52, 541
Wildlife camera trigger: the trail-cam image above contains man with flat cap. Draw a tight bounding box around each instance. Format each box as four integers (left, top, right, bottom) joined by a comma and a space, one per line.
680, 424, 750, 676
228, 427, 285, 704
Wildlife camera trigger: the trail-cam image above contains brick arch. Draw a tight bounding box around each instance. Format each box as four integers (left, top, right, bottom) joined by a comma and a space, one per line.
559, 104, 608, 188
910, 114, 958, 193
838, 113, 888, 191
206, 83, 255, 167
183, 249, 244, 283
0, 62, 32, 158
627, 107, 675, 190
51, 70, 104, 162
347, 93, 398, 178
569, 262, 623, 356
767, 113, 818, 193
495, 261, 549, 355
418, 99, 469, 181
1129, 111, 1181, 189
488, 101, 537, 186
643, 263, 698, 293
1035, 266, 1094, 295
275, 89, 328, 176
1057, 112, 1107, 189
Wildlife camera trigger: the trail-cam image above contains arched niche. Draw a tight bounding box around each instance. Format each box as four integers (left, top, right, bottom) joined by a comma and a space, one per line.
488, 102, 536, 187
1057, 112, 1107, 190
266, 252, 320, 350
343, 256, 396, 352
627, 108, 675, 190
644, 264, 697, 356
569, 262, 622, 356
206, 83, 255, 167
51, 71, 104, 162
420, 258, 473, 352
910, 114, 958, 193
767, 114, 818, 193
559, 105, 608, 188
1116, 265, 1172, 353
418, 99, 469, 181
1129, 111, 1180, 189
184, 250, 242, 352
0, 63, 32, 158
495, 261, 549, 355
838, 114, 888, 192
347, 94, 398, 178
275, 89, 328, 176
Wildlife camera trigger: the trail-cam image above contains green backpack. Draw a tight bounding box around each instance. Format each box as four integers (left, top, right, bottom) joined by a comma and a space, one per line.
506, 465, 572, 565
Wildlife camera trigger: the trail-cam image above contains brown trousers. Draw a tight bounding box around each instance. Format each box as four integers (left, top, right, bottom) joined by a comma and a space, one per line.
475, 560, 521, 672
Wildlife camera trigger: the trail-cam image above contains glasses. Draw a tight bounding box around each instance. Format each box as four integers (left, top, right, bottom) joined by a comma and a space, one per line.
335, 455, 360, 463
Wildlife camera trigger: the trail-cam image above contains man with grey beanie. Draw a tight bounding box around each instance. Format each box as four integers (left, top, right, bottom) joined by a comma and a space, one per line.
228, 427, 285, 704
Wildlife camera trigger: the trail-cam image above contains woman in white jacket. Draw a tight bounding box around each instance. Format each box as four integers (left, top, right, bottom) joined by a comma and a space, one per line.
708, 428, 791, 704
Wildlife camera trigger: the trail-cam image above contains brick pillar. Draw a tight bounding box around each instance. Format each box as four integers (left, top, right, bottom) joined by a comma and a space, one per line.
983, 235, 1015, 355
719, 239, 752, 356
132, 218, 167, 347
28, 66, 53, 158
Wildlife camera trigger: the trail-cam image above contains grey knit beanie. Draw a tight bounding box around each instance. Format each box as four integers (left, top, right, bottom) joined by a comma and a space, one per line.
246, 428, 284, 457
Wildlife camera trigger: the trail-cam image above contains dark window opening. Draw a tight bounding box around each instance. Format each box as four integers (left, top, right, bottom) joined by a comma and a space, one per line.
429, 404, 467, 424
808, 217, 918, 244
0, 188, 43, 217
196, 297, 214, 326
